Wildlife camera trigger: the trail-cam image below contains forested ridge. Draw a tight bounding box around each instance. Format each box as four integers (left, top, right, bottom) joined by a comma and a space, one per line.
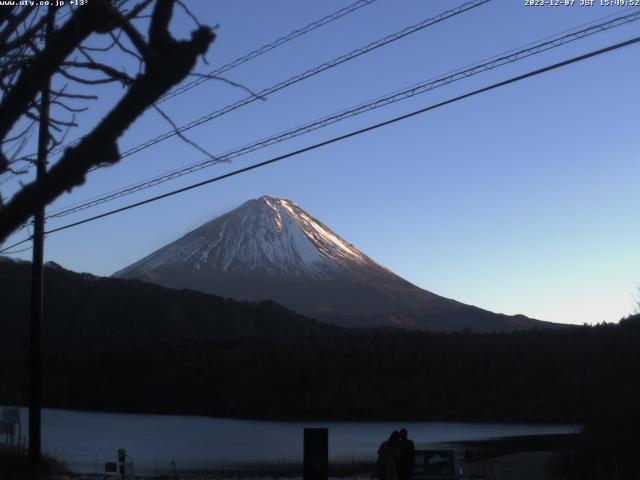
1, 257, 639, 424
1, 315, 639, 423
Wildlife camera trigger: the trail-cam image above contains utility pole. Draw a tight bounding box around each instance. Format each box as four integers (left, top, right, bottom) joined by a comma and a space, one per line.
29, 7, 54, 480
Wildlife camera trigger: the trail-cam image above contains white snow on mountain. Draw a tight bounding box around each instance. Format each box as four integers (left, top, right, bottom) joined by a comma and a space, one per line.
116, 196, 371, 279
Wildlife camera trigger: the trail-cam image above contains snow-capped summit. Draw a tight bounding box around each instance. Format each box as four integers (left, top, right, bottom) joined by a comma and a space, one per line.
116, 196, 373, 279
115, 196, 548, 331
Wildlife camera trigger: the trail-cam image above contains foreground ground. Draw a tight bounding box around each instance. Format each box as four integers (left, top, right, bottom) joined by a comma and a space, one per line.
0, 433, 591, 480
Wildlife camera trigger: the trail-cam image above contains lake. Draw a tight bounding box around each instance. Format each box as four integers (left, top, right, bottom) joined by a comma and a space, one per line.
4, 407, 580, 475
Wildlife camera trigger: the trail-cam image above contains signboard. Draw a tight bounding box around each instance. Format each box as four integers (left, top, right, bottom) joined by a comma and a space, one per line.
105, 462, 117, 473
413, 450, 457, 479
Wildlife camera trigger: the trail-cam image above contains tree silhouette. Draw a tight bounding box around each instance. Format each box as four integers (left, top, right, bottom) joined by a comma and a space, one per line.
0, 0, 215, 243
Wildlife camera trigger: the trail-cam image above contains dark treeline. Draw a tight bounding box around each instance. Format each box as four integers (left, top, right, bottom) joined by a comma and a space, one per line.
1, 258, 639, 425
1, 316, 639, 424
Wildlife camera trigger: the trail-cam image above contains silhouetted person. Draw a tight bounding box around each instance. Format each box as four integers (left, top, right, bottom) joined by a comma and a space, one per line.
398, 428, 415, 480
375, 431, 401, 480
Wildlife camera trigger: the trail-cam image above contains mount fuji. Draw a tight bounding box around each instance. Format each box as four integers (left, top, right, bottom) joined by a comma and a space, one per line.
114, 196, 548, 331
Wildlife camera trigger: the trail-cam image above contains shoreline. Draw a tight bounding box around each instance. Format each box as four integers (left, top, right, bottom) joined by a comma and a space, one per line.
1, 402, 585, 426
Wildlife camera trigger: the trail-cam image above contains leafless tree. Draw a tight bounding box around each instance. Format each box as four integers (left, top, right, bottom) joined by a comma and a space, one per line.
0, 0, 215, 244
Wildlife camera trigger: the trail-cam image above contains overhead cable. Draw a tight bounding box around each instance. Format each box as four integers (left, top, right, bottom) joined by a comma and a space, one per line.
45, 9, 640, 221
3, 0, 380, 171
2, 32, 638, 254
114, 0, 492, 161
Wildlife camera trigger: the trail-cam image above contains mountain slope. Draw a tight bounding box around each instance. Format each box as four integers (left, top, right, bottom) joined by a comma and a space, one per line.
115, 196, 550, 331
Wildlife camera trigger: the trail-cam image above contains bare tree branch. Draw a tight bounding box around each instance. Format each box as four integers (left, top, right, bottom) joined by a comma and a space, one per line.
189, 72, 266, 100
0, 15, 47, 57
0, 7, 33, 47
0, 0, 114, 146
0, 0, 215, 242
62, 61, 135, 85
176, 0, 202, 28
152, 102, 219, 161
107, 7, 156, 62
50, 100, 88, 113
50, 90, 99, 100
125, 0, 156, 19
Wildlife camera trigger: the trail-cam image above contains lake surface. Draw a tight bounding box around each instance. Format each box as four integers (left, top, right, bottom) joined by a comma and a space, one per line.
4, 407, 580, 474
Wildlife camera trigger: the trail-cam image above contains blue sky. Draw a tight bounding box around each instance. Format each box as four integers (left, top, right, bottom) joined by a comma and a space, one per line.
3, 0, 639, 325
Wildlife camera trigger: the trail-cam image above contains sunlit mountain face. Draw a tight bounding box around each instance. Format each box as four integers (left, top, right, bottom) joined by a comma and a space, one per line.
115, 196, 551, 331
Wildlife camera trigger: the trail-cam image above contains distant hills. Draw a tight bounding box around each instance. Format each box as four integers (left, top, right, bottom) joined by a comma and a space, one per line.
0, 256, 337, 354
115, 195, 552, 332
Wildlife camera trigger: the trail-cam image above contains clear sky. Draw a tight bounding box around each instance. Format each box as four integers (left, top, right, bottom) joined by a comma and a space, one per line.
3, 0, 639, 325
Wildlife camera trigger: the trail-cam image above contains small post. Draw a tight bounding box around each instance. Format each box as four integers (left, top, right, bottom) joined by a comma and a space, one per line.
570, 448, 576, 480
118, 448, 126, 480
304, 428, 328, 480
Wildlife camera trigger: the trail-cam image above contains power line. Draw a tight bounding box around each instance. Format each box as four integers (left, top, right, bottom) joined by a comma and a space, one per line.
2, 0, 492, 187
111, 0, 492, 161
156, 0, 379, 105
2, 33, 638, 254
43, 9, 640, 221
0, 244, 33, 255
2, 0, 380, 175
